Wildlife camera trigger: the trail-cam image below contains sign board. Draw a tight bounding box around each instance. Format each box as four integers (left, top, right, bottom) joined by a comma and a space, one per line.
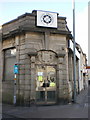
37, 10, 57, 28
75, 48, 80, 59
69, 40, 73, 51
38, 72, 43, 76
14, 64, 19, 74
69, 40, 80, 59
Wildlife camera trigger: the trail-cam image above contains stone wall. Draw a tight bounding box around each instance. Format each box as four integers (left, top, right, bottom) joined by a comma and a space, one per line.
1, 10, 72, 105
2, 12, 68, 37
2, 31, 72, 105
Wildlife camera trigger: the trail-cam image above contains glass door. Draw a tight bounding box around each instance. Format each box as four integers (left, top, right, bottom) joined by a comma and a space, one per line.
36, 65, 56, 104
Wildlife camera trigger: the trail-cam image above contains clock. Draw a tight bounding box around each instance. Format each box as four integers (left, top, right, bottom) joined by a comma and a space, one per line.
37, 10, 57, 28
43, 15, 52, 24
41, 13, 53, 25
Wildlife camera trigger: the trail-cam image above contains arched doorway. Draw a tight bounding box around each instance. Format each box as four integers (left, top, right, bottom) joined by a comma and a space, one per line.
35, 50, 57, 104
36, 65, 56, 104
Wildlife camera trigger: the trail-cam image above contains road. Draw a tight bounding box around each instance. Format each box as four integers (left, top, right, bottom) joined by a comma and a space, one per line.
1, 87, 89, 119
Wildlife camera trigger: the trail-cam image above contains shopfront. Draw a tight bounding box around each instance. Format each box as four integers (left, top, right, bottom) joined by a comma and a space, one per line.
1, 10, 73, 105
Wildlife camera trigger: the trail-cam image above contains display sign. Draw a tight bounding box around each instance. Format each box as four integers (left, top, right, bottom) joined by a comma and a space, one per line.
38, 72, 43, 76
14, 64, 19, 74
69, 40, 80, 59
37, 10, 57, 28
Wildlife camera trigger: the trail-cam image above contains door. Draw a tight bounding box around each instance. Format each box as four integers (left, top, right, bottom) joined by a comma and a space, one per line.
36, 65, 56, 104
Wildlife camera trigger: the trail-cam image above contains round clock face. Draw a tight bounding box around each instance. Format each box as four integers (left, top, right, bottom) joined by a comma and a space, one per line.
43, 15, 52, 24
41, 13, 53, 25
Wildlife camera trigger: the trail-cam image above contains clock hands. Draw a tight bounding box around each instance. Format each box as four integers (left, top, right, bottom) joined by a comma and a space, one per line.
43, 15, 52, 24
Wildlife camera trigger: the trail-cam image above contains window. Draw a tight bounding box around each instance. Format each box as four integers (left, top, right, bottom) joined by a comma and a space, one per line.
4, 48, 16, 80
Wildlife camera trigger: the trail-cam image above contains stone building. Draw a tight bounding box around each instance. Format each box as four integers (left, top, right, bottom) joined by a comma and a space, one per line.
68, 41, 88, 94
0, 10, 87, 105
86, 66, 90, 85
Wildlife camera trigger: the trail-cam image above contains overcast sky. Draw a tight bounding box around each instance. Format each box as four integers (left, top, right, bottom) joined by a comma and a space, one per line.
0, 0, 88, 58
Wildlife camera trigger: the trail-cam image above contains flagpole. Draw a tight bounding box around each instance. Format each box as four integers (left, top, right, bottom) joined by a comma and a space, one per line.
73, 0, 76, 103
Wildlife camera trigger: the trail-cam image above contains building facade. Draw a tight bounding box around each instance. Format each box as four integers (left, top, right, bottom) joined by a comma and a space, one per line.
0, 10, 87, 105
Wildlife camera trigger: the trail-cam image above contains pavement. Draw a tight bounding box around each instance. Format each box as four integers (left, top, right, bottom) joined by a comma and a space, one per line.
1, 87, 89, 119
76, 87, 88, 105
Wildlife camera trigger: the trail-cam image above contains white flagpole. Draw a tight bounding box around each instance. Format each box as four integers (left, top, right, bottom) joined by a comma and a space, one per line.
72, 0, 75, 9
73, 0, 76, 103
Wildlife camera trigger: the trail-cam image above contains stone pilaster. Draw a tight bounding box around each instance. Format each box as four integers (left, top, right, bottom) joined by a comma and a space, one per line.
57, 51, 71, 103
44, 32, 50, 50
17, 35, 26, 105
68, 54, 74, 98
30, 56, 36, 104
24, 54, 31, 105
57, 57, 65, 101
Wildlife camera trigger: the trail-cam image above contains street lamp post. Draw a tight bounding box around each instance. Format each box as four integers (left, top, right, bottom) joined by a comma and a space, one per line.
73, 0, 76, 103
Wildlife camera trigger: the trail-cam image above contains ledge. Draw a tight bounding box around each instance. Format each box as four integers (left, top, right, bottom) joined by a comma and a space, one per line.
2, 26, 71, 40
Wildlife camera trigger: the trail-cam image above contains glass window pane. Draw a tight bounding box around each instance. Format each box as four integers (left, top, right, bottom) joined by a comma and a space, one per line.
4, 48, 16, 80
5, 48, 16, 58
47, 91, 56, 101
36, 91, 45, 102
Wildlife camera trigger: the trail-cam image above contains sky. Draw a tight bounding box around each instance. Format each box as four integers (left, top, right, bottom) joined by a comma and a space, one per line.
0, 0, 88, 59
